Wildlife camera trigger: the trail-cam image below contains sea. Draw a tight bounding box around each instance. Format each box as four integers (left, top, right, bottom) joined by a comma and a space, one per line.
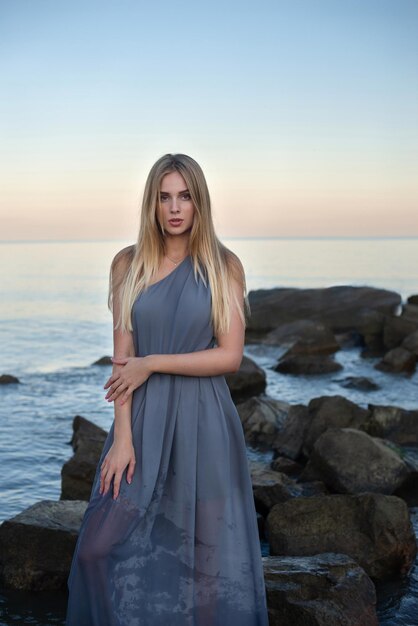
0, 237, 417, 625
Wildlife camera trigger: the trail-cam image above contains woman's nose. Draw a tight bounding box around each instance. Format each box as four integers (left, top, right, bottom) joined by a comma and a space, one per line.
170, 199, 180, 212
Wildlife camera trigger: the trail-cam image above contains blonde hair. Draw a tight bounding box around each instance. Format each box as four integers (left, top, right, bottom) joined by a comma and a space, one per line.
108, 153, 250, 337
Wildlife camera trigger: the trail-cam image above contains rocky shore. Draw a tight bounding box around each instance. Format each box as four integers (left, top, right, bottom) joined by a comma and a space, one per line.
1, 283, 418, 625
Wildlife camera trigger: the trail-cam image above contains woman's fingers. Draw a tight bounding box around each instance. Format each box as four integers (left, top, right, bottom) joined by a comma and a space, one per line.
113, 471, 124, 500
105, 379, 129, 402
126, 456, 136, 484
120, 386, 134, 406
105, 377, 124, 400
99, 465, 108, 494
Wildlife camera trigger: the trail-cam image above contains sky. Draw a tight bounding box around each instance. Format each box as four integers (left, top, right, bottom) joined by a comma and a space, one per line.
0, 0, 417, 240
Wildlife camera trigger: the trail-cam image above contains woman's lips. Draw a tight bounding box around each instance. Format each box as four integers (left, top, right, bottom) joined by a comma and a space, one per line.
168, 219, 183, 226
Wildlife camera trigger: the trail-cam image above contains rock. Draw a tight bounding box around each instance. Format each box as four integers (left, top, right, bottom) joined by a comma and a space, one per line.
263, 553, 378, 626
0, 500, 87, 590
250, 460, 327, 515
272, 404, 311, 461
301, 428, 410, 495
361, 404, 418, 446
275, 354, 343, 375
93, 355, 113, 365
302, 395, 370, 455
336, 376, 380, 391
236, 395, 289, 449
246, 285, 400, 341
61, 416, 107, 500
402, 329, 418, 355
262, 319, 340, 355
225, 355, 266, 403
0, 374, 20, 384
375, 346, 416, 374
401, 303, 418, 322
407, 294, 418, 306
357, 309, 386, 355
383, 316, 418, 350
270, 456, 303, 477
266, 493, 416, 580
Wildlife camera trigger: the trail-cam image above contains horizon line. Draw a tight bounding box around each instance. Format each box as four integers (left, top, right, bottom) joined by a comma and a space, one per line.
2, 235, 418, 244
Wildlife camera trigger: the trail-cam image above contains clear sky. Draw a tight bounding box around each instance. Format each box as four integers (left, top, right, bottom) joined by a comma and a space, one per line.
0, 0, 417, 240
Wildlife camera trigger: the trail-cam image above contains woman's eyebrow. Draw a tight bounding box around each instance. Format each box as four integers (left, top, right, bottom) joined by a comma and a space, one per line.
159, 189, 189, 195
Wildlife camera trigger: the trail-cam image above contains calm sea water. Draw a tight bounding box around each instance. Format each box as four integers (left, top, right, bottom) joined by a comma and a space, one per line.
0, 237, 418, 625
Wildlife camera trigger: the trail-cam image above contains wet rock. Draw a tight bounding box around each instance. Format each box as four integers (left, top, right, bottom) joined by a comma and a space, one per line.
275, 354, 342, 375
407, 294, 418, 306
250, 460, 327, 515
246, 285, 400, 341
336, 376, 380, 391
93, 355, 113, 365
374, 346, 416, 374
0, 500, 87, 590
272, 404, 311, 461
270, 456, 303, 477
383, 316, 418, 350
263, 553, 378, 626
236, 395, 289, 449
301, 428, 410, 495
401, 303, 418, 322
266, 493, 416, 580
225, 355, 266, 403
402, 329, 418, 355
302, 395, 370, 455
361, 404, 418, 446
0, 374, 20, 384
262, 319, 340, 355
61, 415, 107, 500
357, 309, 386, 355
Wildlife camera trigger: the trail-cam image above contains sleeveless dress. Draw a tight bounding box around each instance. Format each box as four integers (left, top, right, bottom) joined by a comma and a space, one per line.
65, 254, 269, 626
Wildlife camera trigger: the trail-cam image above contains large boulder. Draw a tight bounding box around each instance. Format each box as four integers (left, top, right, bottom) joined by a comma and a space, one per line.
236, 395, 289, 449
266, 493, 416, 580
374, 346, 416, 375
0, 500, 87, 590
300, 428, 410, 495
402, 329, 418, 355
272, 404, 311, 461
225, 355, 266, 403
61, 415, 107, 500
275, 354, 343, 375
246, 285, 400, 341
262, 319, 340, 355
383, 315, 418, 350
302, 395, 370, 455
263, 553, 378, 626
362, 404, 418, 446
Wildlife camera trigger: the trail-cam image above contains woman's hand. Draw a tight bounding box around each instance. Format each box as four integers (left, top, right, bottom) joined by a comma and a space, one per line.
99, 438, 136, 499
104, 356, 152, 405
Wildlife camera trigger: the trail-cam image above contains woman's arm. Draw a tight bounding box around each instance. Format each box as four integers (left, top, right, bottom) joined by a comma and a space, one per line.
100, 247, 138, 499
145, 273, 245, 377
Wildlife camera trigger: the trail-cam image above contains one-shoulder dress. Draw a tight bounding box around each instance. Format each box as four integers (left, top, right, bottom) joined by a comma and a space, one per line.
66, 254, 269, 626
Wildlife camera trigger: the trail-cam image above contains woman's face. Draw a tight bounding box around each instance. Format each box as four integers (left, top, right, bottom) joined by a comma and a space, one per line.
158, 171, 195, 236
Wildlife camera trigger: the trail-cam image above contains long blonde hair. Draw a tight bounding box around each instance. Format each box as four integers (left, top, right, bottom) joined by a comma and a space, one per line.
108, 153, 250, 337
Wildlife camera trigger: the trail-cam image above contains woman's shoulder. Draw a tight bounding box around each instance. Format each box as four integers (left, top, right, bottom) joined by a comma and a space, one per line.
221, 246, 245, 286
111, 244, 136, 270
221, 246, 244, 271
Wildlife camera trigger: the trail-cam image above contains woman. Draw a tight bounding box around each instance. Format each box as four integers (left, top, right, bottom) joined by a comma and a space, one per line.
66, 153, 269, 625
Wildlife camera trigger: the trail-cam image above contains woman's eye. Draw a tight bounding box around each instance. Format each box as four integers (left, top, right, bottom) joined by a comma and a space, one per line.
159, 193, 190, 201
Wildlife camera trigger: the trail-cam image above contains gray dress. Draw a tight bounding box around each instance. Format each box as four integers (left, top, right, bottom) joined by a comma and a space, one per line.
66, 254, 269, 626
